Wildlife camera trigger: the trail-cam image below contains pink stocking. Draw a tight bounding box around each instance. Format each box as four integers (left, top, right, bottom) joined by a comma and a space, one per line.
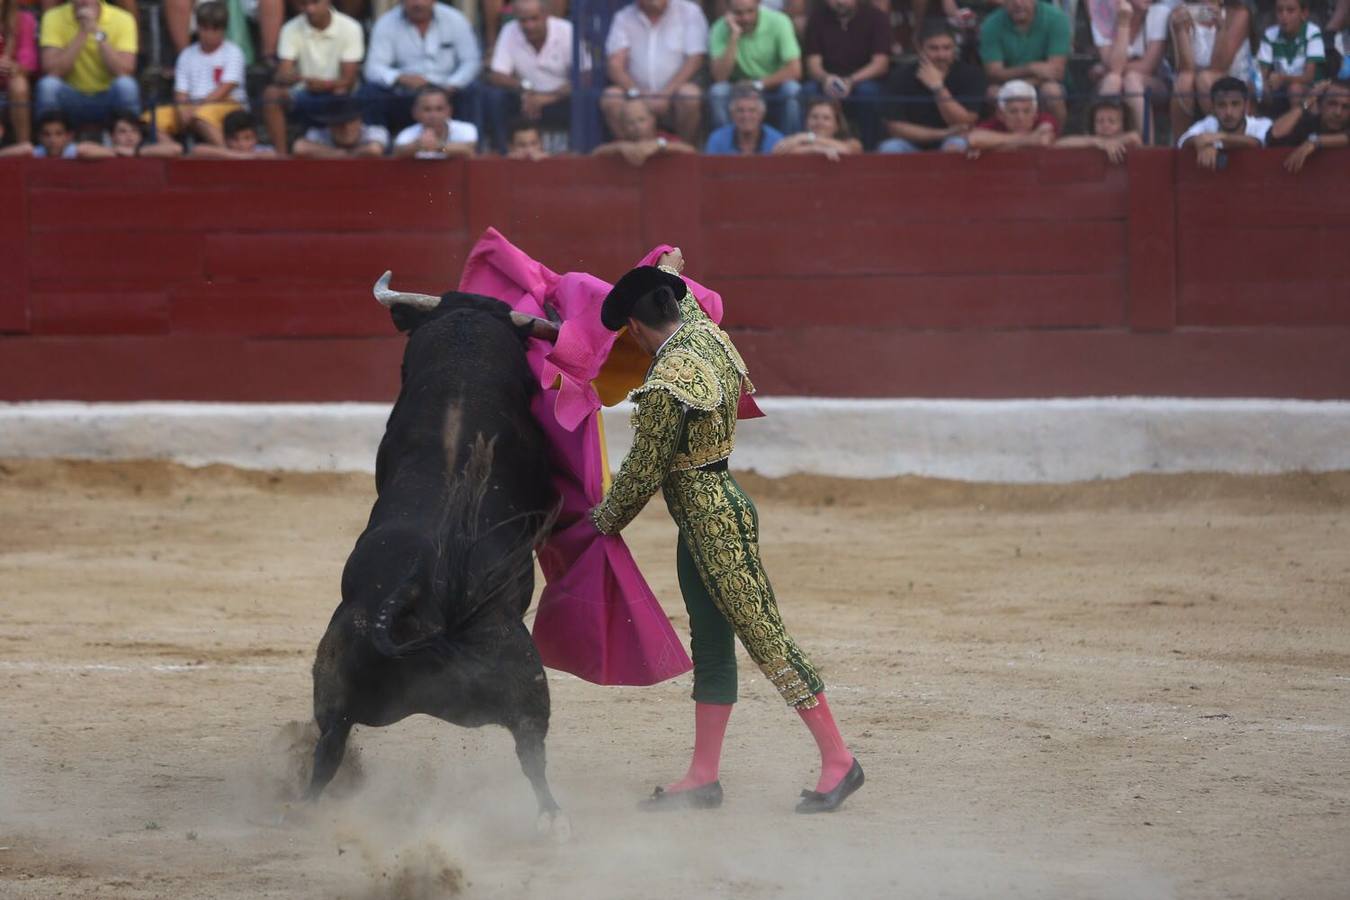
797, 692, 854, 793
665, 702, 733, 793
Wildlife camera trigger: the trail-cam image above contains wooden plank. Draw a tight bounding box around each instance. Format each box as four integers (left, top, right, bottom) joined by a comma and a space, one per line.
0, 160, 31, 333
29, 231, 204, 285
171, 284, 395, 336
31, 291, 169, 335
28, 188, 470, 233
1126, 149, 1176, 332
507, 184, 642, 241
0, 335, 406, 401
202, 233, 468, 284
165, 159, 466, 193
718, 274, 1125, 330
731, 326, 1350, 399
1179, 281, 1350, 327
701, 174, 1125, 225
1178, 226, 1350, 284
22, 157, 166, 189
704, 220, 1125, 278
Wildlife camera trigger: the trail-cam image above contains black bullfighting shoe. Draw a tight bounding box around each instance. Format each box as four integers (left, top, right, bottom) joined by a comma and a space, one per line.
638, 781, 724, 811
795, 759, 864, 814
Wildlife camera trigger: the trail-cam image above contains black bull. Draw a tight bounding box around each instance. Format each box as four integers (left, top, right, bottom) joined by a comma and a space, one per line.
306, 289, 566, 831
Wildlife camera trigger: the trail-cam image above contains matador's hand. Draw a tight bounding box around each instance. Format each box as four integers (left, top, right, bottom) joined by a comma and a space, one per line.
658, 247, 685, 273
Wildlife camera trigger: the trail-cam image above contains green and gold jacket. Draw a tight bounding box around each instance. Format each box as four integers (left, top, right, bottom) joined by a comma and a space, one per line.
590, 281, 755, 535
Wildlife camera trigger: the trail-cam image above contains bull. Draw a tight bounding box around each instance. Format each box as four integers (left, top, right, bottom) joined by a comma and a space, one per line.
305, 272, 568, 835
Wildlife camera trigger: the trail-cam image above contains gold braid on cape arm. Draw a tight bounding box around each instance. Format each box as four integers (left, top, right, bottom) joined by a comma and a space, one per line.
591, 388, 685, 535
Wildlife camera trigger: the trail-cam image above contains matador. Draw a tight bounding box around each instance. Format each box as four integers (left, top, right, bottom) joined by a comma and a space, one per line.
590, 249, 865, 814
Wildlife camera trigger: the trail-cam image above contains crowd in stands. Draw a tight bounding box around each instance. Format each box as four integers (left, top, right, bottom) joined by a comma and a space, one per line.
1, 0, 1348, 168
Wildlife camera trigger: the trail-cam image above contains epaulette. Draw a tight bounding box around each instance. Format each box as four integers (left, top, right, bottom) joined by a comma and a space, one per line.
629, 349, 723, 411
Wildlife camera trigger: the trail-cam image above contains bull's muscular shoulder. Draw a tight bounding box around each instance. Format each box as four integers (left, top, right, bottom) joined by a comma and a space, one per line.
630, 349, 723, 412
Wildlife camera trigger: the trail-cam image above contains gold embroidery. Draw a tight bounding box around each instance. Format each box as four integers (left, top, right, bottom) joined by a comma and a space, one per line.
630, 349, 722, 411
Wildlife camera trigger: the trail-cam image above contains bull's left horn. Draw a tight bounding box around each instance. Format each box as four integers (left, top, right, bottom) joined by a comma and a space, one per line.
373, 270, 441, 309
509, 311, 561, 342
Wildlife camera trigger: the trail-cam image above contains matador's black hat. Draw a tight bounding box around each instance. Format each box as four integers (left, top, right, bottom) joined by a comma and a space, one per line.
600, 266, 686, 331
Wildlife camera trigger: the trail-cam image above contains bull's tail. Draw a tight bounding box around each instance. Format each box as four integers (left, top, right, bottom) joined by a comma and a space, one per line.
368, 566, 429, 659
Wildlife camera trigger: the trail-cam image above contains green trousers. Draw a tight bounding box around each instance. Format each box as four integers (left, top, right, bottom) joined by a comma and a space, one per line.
666, 469, 825, 709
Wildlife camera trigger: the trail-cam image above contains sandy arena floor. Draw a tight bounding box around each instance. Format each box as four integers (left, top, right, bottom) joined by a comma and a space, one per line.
1, 460, 1348, 900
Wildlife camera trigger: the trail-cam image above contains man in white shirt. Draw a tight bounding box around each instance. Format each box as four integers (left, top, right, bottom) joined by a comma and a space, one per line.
601, 0, 708, 144
1177, 75, 1272, 169
261, 0, 364, 156
483, 0, 581, 152
358, 0, 482, 134
391, 83, 477, 157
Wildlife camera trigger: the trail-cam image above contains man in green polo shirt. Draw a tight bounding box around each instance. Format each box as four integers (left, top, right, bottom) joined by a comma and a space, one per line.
979, 0, 1070, 125
709, 0, 803, 132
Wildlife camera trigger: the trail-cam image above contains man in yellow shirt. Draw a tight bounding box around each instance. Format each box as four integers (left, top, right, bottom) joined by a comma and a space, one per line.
37, 0, 140, 126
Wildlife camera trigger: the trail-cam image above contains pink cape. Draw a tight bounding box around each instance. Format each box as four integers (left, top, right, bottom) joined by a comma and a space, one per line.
457, 228, 760, 686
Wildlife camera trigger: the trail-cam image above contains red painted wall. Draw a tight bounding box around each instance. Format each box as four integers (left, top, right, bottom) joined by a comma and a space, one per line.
2, 150, 1348, 401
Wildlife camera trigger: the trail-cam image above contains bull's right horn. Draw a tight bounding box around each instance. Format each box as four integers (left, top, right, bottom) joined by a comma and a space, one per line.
373, 270, 441, 309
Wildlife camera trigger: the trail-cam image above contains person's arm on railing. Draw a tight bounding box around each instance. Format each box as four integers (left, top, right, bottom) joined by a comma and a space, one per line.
968, 121, 1053, 150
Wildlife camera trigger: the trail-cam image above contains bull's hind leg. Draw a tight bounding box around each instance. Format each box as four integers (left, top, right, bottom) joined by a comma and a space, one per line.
306, 714, 352, 801
501, 626, 568, 839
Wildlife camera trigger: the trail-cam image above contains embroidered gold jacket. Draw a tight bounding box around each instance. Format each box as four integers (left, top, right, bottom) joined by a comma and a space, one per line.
590, 283, 755, 535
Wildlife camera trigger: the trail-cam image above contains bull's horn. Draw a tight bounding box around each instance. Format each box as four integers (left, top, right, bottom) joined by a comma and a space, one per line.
373, 270, 441, 309
509, 311, 561, 342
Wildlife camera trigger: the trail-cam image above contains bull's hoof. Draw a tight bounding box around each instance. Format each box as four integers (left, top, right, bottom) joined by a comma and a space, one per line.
536, 809, 572, 843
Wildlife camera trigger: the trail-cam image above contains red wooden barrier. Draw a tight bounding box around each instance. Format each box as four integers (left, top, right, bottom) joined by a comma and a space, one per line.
1, 149, 1348, 401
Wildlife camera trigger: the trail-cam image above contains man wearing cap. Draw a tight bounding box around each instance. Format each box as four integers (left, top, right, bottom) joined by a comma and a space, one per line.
291, 98, 389, 156
590, 249, 864, 815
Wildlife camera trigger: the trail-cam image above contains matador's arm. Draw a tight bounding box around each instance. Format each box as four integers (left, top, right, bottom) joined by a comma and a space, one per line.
591, 388, 685, 535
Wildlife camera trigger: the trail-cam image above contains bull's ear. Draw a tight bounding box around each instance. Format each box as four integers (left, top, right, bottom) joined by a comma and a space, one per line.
389, 304, 432, 334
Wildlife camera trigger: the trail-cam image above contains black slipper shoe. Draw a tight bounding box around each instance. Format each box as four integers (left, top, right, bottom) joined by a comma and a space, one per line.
638, 780, 723, 811
795, 759, 864, 814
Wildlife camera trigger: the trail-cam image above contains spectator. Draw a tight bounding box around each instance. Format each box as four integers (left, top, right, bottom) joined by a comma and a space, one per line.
1054, 96, 1142, 161
1269, 77, 1350, 172
978, 0, 1070, 126
1256, 0, 1325, 114
165, 0, 282, 66
878, 20, 982, 153
802, 0, 889, 148
1169, 0, 1252, 135
392, 83, 476, 157
361, 0, 481, 134
1176, 75, 1271, 170
708, 0, 802, 134
1091, 0, 1169, 142
601, 0, 707, 146
773, 95, 861, 157
483, 0, 579, 154
145, 2, 245, 147
2, 0, 38, 144
190, 108, 278, 156
705, 80, 782, 153
294, 97, 389, 156
967, 78, 1057, 152
30, 106, 112, 155
36, 0, 139, 127
592, 95, 695, 165
506, 118, 548, 158
108, 109, 183, 155
262, 0, 364, 157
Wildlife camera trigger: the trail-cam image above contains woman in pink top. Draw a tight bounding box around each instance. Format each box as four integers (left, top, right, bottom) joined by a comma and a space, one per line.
0, 0, 38, 143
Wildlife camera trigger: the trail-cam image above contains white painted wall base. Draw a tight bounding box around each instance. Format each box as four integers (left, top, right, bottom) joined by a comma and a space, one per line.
2, 399, 1348, 483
